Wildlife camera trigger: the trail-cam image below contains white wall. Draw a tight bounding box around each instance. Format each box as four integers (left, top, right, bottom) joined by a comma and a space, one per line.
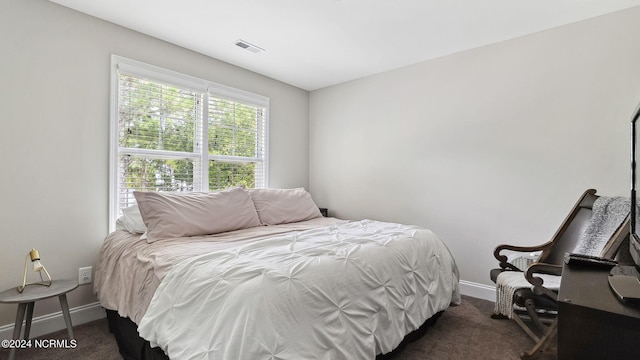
0, 0, 309, 327
2, 0, 639, 334
309, 7, 640, 290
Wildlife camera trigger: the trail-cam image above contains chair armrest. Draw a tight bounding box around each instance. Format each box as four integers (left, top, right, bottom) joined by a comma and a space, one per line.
525, 262, 563, 301
493, 243, 550, 270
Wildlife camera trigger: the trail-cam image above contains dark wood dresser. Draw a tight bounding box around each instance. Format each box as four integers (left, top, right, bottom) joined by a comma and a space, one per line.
557, 264, 640, 360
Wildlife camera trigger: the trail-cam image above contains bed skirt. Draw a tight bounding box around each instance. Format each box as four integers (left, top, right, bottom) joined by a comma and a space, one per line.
105, 309, 444, 360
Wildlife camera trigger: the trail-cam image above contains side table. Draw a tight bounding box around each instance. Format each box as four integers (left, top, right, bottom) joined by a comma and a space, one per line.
0, 279, 78, 360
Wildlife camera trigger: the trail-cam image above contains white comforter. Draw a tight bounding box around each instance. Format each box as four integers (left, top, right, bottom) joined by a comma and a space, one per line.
137, 219, 460, 360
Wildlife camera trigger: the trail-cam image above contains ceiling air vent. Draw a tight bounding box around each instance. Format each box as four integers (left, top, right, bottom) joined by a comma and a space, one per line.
234, 39, 265, 53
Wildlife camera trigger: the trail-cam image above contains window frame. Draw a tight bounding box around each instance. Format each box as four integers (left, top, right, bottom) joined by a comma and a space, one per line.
109, 55, 269, 231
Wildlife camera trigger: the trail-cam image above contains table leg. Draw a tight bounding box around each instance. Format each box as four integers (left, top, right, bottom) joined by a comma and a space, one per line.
9, 303, 27, 360
23, 302, 34, 340
58, 294, 74, 340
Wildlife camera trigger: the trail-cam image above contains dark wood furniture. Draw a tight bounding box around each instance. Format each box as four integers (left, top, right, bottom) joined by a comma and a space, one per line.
557, 264, 640, 360
490, 189, 630, 359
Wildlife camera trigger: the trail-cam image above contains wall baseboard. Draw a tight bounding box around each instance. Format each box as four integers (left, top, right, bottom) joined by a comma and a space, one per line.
458, 280, 496, 302
0, 302, 105, 341
0, 281, 495, 340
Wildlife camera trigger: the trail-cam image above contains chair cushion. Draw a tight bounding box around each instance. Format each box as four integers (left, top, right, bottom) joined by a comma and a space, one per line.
491, 268, 559, 311
513, 288, 559, 310
490, 268, 505, 283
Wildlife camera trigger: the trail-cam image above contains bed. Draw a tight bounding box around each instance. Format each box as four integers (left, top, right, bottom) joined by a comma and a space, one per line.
94, 187, 460, 360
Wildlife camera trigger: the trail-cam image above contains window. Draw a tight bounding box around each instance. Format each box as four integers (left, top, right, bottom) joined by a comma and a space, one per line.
109, 55, 268, 230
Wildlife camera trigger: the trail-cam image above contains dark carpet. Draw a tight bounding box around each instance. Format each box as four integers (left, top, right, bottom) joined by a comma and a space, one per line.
0, 295, 555, 360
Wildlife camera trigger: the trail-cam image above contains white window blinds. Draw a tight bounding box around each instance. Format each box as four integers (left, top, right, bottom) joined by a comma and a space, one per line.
208, 95, 267, 191
110, 55, 269, 228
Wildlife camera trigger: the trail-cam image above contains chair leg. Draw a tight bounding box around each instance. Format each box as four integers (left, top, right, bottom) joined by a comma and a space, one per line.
520, 319, 558, 360
512, 313, 540, 343
524, 299, 547, 334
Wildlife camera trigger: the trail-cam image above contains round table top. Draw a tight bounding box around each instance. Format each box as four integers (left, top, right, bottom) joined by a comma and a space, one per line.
0, 280, 79, 303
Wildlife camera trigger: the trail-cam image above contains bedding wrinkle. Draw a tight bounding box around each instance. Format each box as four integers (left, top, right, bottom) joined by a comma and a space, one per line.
95, 217, 346, 325
132, 219, 460, 359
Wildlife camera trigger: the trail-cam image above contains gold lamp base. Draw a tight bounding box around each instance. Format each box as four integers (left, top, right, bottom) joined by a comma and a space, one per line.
17, 249, 52, 293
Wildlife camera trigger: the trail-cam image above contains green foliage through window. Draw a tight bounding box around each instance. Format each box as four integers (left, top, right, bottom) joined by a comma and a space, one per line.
115, 69, 267, 212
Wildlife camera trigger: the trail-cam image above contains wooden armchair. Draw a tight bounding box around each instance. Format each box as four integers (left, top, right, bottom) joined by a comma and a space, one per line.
490, 189, 630, 359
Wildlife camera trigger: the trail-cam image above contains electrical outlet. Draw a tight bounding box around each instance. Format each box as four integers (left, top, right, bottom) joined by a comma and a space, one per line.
78, 266, 92, 285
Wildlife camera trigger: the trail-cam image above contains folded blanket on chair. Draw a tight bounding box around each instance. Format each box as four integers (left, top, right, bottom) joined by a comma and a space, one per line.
494, 195, 629, 319
573, 196, 629, 256
494, 271, 561, 319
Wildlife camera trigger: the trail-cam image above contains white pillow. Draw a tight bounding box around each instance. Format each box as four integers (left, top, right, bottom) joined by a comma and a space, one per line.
115, 204, 147, 234
249, 188, 322, 225
134, 187, 261, 243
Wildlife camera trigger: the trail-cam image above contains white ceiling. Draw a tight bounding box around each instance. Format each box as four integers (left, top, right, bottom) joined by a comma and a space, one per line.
50, 0, 640, 91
